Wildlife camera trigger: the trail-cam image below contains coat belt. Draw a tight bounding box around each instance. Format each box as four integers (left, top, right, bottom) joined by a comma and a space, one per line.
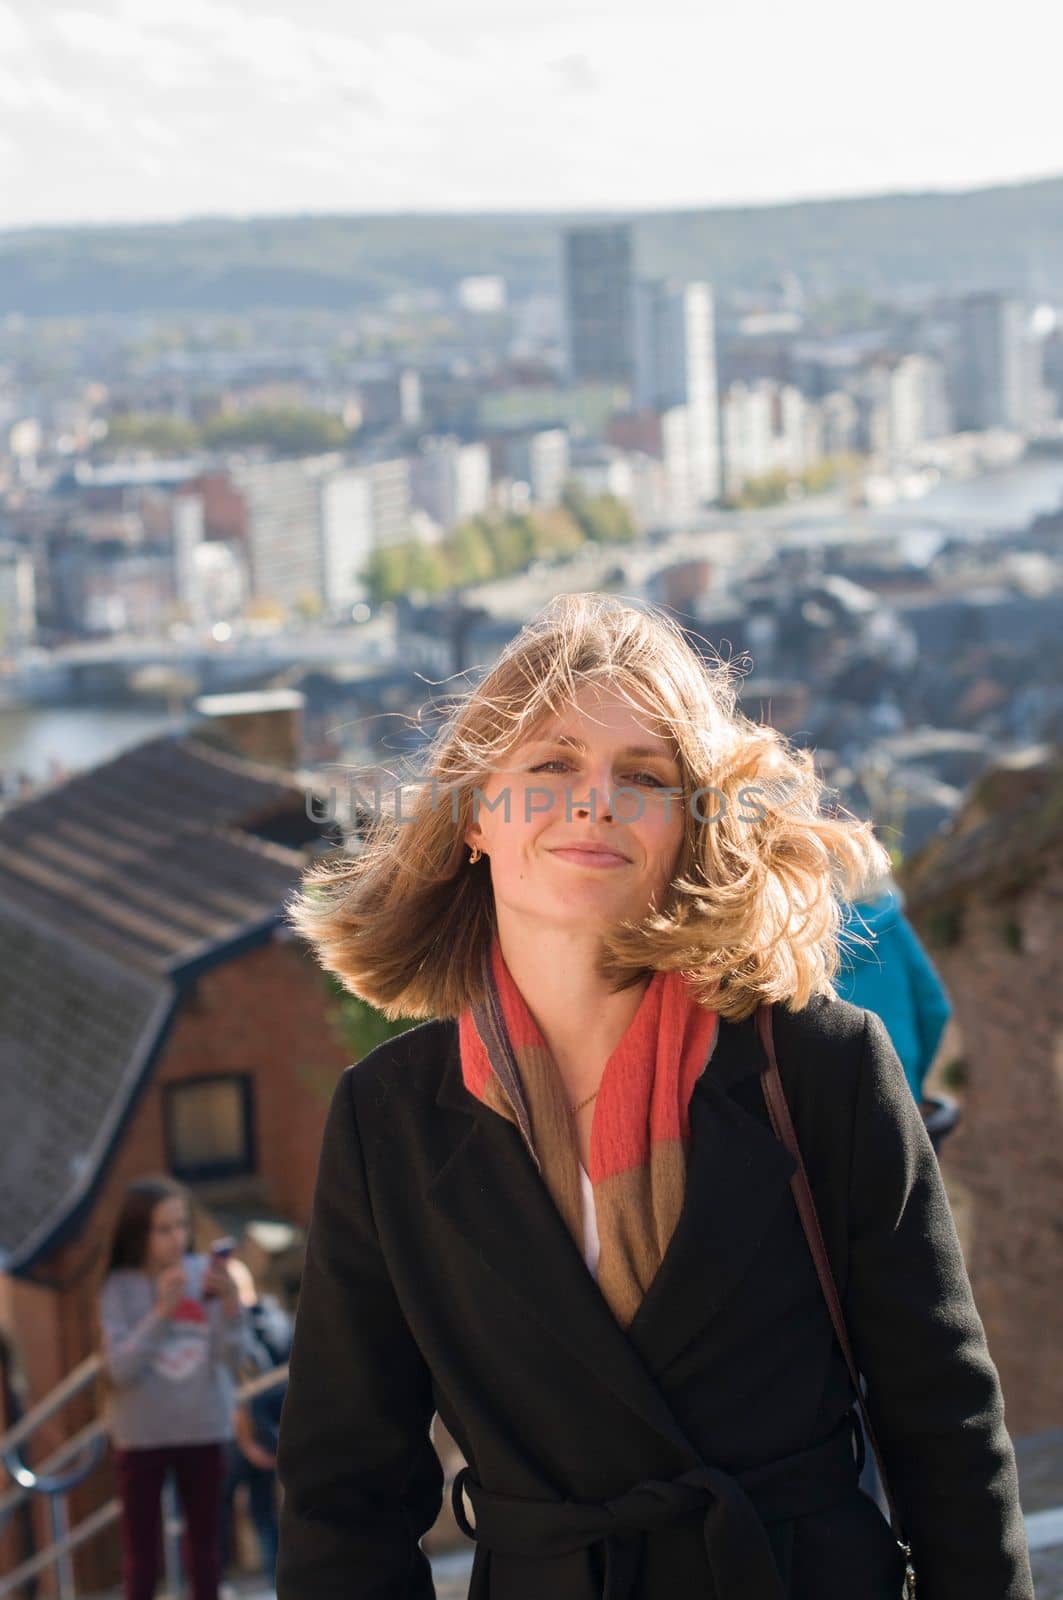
450, 1414, 861, 1600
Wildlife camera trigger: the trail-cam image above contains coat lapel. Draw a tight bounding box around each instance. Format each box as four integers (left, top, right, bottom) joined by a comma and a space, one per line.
427, 1013, 797, 1461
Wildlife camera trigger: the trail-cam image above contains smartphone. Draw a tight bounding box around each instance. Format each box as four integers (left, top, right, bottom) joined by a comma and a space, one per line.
203, 1236, 237, 1299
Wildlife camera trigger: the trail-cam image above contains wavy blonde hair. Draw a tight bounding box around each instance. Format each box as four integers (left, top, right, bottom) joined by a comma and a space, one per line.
286, 592, 888, 1022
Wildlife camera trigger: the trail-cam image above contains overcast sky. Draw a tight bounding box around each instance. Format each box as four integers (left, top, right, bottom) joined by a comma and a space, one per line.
3, 0, 1061, 230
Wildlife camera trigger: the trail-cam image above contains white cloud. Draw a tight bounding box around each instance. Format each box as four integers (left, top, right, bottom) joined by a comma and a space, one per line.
550, 54, 599, 96
129, 113, 182, 149
2, 0, 1062, 227
0, 1, 31, 53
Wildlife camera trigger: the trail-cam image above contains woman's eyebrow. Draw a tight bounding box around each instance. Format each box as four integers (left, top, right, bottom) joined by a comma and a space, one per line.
526, 732, 678, 762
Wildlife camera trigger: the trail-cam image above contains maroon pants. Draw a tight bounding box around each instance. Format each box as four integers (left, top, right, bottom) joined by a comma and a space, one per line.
113, 1441, 225, 1600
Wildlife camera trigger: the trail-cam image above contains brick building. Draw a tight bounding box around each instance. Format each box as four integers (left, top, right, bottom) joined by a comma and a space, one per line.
0, 721, 352, 1591
902, 743, 1063, 1436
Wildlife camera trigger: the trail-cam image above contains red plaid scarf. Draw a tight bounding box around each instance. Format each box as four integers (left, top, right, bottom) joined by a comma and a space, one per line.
458, 934, 720, 1329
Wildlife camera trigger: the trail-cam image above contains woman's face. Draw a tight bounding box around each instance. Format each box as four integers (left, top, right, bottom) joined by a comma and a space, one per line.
465, 681, 686, 938
145, 1196, 190, 1273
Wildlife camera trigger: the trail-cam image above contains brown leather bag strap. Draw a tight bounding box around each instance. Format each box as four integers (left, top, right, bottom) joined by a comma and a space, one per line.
755, 1002, 914, 1573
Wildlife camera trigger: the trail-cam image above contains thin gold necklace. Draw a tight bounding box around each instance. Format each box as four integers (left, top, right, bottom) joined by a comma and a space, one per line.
572, 1087, 599, 1114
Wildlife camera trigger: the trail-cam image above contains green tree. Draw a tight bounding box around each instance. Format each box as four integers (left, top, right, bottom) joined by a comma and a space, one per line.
561, 479, 593, 533
527, 506, 585, 560
506, 513, 540, 568
479, 514, 524, 575
100, 412, 201, 456
362, 545, 408, 605
450, 518, 496, 586
202, 406, 352, 455
585, 492, 636, 543
406, 540, 451, 597
560, 482, 635, 544
322, 972, 418, 1061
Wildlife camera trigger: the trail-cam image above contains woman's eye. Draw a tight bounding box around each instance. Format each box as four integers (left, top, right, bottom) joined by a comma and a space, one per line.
616, 770, 669, 787
530, 761, 665, 787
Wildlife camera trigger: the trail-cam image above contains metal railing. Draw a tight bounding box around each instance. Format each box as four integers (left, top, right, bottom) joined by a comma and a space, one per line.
0, 1354, 287, 1600
921, 1091, 960, 1153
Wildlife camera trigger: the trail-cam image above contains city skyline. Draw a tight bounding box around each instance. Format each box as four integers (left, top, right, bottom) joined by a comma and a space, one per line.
2, 0, 1063, 231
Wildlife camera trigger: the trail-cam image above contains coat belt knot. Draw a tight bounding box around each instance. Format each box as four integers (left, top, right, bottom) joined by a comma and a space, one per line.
451, 1412, 861, 1599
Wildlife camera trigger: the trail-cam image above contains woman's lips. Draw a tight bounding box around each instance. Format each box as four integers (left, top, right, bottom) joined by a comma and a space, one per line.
548, 847, 630, 868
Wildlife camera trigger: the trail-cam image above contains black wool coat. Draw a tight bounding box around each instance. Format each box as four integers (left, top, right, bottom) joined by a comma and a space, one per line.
275, 993, 1034, 1600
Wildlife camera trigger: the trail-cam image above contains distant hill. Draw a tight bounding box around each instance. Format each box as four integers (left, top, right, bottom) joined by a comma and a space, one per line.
2, 174, 1061, 317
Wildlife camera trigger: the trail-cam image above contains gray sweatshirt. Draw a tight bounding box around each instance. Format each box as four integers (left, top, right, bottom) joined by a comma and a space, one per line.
97, 1253, 253, 1449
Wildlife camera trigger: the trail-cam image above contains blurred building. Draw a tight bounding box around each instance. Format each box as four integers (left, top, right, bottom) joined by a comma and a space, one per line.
1042, 324, 1063, 415
355, 368, 422, 432
851, 353, 952, 461
168, 485, 247, 627
321, 456, 413, 620
572, 435, 665, 529
356, 457, 413, 548
633, 279, 721, 507
171, 490, 208, 629
50, 545, 175, 635
561, 223, 635, 386
720, 379, 813, 496
418, 364, 482, 435
951, 292, 1046, 433
410, 437, 491, 529
566, 443, 636, 504
0, 542, 36, 651
493, 427, 570, 508
320, 467, 386, 617
457, 276, 507, 314
0, 721, 335, 1592
229, 455, 337, 617
230, 453, 411, 620
818, 390, 861, 457
606, 407, 699, 528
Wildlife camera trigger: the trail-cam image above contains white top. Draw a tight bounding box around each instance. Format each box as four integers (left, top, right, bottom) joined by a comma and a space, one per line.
578, 1162, 600, 1280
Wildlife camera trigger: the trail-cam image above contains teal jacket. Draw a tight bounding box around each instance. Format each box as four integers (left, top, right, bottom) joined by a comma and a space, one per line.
835, 889, 952, 1101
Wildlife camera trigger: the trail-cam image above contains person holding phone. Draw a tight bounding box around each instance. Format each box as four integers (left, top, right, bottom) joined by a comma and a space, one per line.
96, 1177, 254, 1600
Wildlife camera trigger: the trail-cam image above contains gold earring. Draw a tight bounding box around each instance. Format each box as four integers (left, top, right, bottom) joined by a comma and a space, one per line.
469, 845, 482, 864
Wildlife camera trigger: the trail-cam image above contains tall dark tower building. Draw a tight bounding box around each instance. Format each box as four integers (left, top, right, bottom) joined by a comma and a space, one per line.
561, 223, 634, 385
952, 291, 1036, 432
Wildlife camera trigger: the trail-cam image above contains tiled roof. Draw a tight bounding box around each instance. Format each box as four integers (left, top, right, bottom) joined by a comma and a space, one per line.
0, 733, 309, 974
0, 732, 316, 1274
0, 902, 172, 1270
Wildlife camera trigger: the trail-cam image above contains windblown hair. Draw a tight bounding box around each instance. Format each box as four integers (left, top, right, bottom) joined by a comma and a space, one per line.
286, 592, 889, 1022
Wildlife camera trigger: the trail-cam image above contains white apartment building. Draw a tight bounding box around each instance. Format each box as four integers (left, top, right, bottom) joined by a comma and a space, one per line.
633, 279, 721, 506
410, 438, 491, 529
229, 455, 336, 616
0, 542, 36, 650
852, 353, 952, 462
231, 453, 412, 620
720, 380, 814, 498
504, 429, 571, 508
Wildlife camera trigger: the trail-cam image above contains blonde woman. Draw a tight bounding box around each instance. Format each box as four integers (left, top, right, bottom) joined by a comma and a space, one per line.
275, 594, 1031, 1600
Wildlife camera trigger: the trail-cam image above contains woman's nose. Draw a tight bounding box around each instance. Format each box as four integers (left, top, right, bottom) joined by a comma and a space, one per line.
572, 770, 616, 819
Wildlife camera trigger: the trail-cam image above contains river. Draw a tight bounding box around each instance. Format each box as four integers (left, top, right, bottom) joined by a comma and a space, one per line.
0, 705, 189, 790
869, 453, 1063, 534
